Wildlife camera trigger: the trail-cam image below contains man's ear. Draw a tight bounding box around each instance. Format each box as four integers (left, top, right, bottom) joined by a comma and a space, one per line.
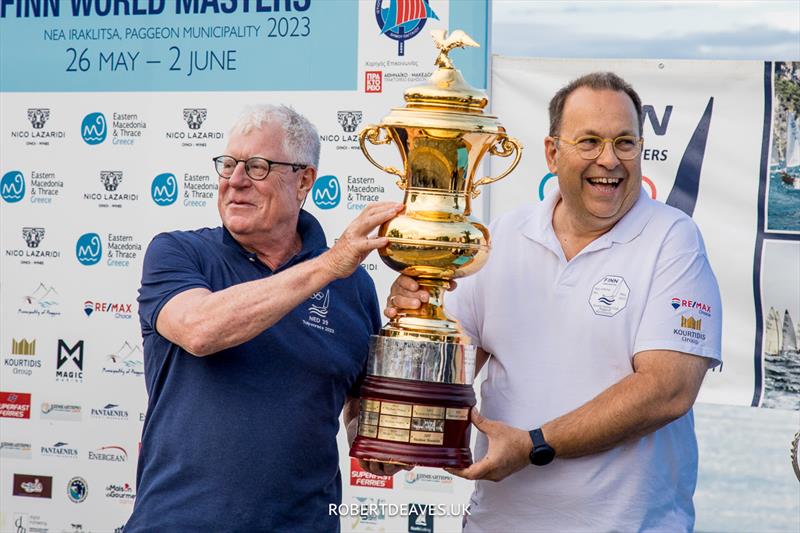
544, 136, 558, 174
297, 166, 317, 203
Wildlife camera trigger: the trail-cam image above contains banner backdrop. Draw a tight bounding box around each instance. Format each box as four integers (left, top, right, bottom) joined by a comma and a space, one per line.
489, 56, 800, 410
0, 1, 488, 531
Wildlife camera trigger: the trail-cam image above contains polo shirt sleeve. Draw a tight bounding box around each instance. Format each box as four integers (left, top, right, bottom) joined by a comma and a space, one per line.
447, 274, 482, 348
137, 232, 212, 336
633, 218, 722, 367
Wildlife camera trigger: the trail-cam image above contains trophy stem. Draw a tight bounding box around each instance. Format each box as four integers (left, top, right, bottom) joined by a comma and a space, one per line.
387, 278, 467, 342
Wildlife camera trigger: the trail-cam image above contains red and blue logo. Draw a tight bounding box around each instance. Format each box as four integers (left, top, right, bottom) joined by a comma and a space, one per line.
375, 0, 439, 56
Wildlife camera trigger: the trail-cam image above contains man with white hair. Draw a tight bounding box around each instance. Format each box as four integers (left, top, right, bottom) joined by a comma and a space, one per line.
126, 105, 402, 532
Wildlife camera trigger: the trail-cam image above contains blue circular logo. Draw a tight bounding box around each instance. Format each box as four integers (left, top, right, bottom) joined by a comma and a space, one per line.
67, 476, 88, 503
76, 233, 102, 266
312, 175, 341, 209
538, 172, 556, 201
151, 173, 178, 206
81, 112, 107, 145
1, 170, 25, 203
375, 0, 439, 56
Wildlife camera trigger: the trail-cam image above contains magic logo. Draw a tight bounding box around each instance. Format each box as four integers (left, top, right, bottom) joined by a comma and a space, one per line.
375, 0, 439, 56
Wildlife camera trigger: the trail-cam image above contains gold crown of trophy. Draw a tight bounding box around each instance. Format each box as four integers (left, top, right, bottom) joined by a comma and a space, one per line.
349, 30, 522, 468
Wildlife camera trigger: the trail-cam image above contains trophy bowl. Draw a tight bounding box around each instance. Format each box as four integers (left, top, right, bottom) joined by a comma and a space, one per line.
350, 30, 522, 468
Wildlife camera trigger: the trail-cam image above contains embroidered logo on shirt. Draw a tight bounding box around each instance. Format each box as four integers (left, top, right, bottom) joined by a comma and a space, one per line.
674, 314, 706, 344
588, 275, 630, 317
670, 296, 712, 317
303, 290, 335, 334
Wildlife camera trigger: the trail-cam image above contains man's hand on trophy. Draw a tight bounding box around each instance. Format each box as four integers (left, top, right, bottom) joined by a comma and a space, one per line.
321, 202, 403, 279
358, 459, 413, 477
384, 275, 457, 318
444, 409, 532, 482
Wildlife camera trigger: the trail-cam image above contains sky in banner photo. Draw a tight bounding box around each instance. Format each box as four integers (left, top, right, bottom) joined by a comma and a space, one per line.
491, 2, 799, 532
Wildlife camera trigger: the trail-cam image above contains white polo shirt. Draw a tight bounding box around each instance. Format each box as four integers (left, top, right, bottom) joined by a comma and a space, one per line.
449, 187, 722, 533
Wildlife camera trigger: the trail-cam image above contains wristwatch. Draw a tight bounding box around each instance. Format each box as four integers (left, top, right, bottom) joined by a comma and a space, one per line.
528, 428, 556, 466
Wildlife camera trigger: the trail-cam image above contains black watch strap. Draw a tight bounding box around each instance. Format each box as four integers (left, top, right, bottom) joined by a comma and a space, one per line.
528, 428, 556, 466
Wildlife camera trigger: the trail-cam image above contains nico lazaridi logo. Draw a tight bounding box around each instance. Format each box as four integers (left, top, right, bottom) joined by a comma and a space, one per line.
81, 112, 107, 145
1, 170, 25, 202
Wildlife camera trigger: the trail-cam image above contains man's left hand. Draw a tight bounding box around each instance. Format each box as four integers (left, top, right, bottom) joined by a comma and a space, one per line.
445, 409, 532, 482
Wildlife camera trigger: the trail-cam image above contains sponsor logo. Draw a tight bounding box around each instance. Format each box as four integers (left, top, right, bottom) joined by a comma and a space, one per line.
100, 170, 123, 191
4, 338, 42, 377
183, 108, 207, 129
182, 173, 217, 207
65, 524, 86, 533
588, 275, 630, 317
408, 503, 434, 533
110, 112, 147, 145
402, 470, 454, 493
102, 341, 144, 377
670, 297, 712, 317
338, 110, 363, 133
28, 108, 50, 129
13, 474, 53, 499
56, 339, 84, 382
151, 172, 179, 205
22, 227, 45, 248
40, 402, 82, 421
350, 458, 394, 488
352, 496, 386, 529
1, 170, 25, 202
375, 0, 439, 56
40, 441, 79, 459
67, 477, 88, 503
681, 315, 702, 330
91, 403, 129, 421
19, 282, 61, 317
88, 445, 128, 463
105, 482, 136, 504
0, 392, 31, 419
312, 175, 341, 209
12, 338, 36, 355
346, 175, 385, 210
365, 70, 382, 93
13, 513, 49, 533
83, 300, 134, 319
1, 441, 32, 460
81, 112, 107, 144
76, 233, 102, 265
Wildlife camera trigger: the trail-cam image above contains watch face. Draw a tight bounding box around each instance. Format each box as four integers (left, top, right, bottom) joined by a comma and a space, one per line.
531, 445, 555, 466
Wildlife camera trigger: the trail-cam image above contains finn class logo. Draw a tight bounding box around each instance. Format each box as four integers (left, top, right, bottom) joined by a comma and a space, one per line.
28, 108, 50, 129
312, 175, 341, 209
81, 112, 107, 145
375, 0, 439, 56
151, 173, 178, 205
1, 170, 25, 202
183, 108, 207, 129
76, 233, 102, 265
309, 289, 330, 318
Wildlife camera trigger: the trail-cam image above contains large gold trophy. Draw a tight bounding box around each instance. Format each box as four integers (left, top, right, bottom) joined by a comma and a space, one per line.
350, 30, 521, 468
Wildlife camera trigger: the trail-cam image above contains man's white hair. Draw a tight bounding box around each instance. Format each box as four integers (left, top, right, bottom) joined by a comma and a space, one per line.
230, 104, 320, 168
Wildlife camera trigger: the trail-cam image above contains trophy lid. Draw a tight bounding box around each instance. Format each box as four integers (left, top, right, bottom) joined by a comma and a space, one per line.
381, 30, 504, 134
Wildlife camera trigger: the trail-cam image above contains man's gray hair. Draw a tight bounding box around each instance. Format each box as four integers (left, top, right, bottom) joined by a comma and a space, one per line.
230, 104, 321, 168
548, 72, 643, 136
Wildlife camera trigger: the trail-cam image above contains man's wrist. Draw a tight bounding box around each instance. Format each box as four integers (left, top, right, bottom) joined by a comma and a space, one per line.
528, 427, 556, 466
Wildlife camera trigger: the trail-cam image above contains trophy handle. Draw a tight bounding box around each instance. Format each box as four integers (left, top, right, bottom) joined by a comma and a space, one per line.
359, 125, 407, 188
470, 135, 523, 198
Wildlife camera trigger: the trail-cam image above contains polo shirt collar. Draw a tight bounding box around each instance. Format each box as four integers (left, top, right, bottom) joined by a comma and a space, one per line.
521, 186, 654, 251
221, 209, 328, 262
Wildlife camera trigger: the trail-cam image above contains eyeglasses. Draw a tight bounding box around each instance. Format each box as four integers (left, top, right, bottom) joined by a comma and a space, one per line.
552, 135, 643, 161
212, 155, 307, 181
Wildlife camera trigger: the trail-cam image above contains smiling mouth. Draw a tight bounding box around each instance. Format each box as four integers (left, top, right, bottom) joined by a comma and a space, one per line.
586, 177, 623, 189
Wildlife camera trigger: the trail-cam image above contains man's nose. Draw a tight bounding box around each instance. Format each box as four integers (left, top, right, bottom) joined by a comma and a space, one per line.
595, 140, 621, 169
229, 161, 251, 187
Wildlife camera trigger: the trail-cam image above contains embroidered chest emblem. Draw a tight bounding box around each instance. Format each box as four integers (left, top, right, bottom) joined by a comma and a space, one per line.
588, 275, 630, 317
303, 289, 335, 334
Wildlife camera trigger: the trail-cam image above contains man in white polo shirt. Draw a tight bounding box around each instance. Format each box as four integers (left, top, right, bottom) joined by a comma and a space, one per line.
385, 72, 722, 532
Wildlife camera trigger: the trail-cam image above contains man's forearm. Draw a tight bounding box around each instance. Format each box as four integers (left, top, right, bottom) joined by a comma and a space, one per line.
165, 253, 338, 356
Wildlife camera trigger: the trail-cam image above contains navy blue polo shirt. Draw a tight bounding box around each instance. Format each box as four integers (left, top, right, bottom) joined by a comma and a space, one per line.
126, 210, 381, 532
